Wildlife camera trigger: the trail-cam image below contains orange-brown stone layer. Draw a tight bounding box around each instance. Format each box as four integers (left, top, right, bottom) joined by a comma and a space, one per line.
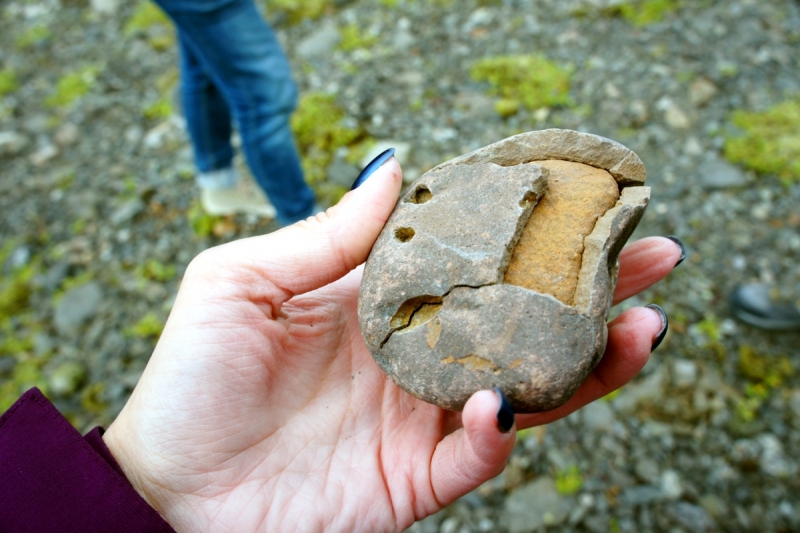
504, 160, 620, 305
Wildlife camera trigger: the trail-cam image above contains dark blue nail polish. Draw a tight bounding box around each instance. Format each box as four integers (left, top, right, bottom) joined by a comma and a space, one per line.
351, 148, 396, 190
645, 304, 669, 352
493, 387, 515, 433
666, 235, 687, 266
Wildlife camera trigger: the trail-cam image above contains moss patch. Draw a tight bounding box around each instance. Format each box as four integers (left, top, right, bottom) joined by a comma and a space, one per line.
616, 0, 682, 27
124, 1, 174, 50
339, 24, 379, 52
125, 312, 165, 339
470, 55, 572, 117
724, 97, 800, 185
15, 25, 51, 49
555, 465, 583, 495
291, 92, 372, 204
45, 66, 100, 109
0, 68, 19, 99
266, 0, 331, 24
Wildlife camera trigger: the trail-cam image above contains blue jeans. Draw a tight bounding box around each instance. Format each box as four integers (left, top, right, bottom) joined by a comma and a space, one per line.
154, 0, 316, 224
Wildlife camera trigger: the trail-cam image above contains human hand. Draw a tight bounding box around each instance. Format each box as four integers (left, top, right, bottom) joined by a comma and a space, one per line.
103, 158, 680, 532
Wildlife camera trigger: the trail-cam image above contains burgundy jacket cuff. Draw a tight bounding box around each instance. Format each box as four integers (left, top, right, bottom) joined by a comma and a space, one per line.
0, 388, 175, 533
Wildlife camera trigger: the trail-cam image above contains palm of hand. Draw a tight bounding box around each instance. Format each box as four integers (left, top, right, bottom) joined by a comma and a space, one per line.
113, 263, 460, 532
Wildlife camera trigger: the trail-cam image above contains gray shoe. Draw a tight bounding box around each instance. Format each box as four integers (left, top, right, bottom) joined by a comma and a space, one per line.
729, 283, 800, 330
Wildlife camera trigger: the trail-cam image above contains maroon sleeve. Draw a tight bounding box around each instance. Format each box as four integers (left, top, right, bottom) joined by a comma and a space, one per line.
0, 388, 175, 533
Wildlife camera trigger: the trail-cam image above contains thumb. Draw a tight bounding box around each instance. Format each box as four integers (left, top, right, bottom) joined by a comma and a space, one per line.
197, 155, 403, 299
429, 389, 517, 507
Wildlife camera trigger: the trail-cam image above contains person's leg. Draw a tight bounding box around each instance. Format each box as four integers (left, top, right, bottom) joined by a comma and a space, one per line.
177, 32, 236, 189
156, 0, 316, 224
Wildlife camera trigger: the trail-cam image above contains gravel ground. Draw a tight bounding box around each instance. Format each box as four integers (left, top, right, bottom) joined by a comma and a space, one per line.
2, 0, 800, 531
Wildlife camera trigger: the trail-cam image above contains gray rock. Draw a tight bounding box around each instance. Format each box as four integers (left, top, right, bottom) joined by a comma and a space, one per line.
358, 130, 649, 412
54, 282, 103, 335
297, 22, 341, 59
672, 359, 698, 387
0, 131, 28, 156
54, 123, 79, 147
620, 485, 662, 505
669, 502, 717, 532
697, 156, 750, 189
504, 477, 570, 533
110, 199, 145, 225
582, 401, 615, 432
326, 157, 359, 188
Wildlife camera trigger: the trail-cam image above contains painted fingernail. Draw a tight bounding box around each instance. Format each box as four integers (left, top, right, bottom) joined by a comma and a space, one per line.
351, 148, 396, 190
493, 387, 515, 433
645, 304, 669, 352
666, 235, 686, 266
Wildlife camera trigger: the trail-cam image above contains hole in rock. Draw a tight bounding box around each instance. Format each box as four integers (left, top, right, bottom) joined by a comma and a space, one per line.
390, 295, 443, 331
519, 190, 537, 209
394, 227, 415, 243
410, 185, 433, 204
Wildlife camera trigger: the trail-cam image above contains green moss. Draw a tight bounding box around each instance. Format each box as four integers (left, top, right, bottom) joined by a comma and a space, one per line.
494, 98, 521, 118
738, 345, 793, 385
470, 55, 572, 117
555, 465, 583, 495
125, 312, 165, 339
15, 25, 51, 49
0, 68, 19, 99
187, 200, 224, 237
142, 98, 173, 120
0, 357, 48, 412
124, 1, 174, 50
124, 1, 170, 35
724, 97, 800, 185
339, 24, 379, 52
45, 66, 99, 109
616, 0, 681, 27
266, 0, 330, 24
291, 92, 371, 199
81, 382, 107, 414
0, 242, 39, 319
136, 259, 176, 283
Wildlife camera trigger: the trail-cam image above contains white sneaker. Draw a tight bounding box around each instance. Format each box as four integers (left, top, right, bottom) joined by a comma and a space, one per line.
200, 182, 277, 218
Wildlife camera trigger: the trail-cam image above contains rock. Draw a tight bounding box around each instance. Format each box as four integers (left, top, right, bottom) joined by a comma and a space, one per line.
672, 359, 698, 387
634, 457, 660, 483
664, 104, 691, 129
669, 502, 717, 532
54, 282, 103, 335
661, 469, 683, 499
0, 131, 28, 156
110, 199, 145, 225
358, 130, 649, 412
504, 160, 620, 305
690, 77, 718, 107
326, 157, 360, 188
504, 477, 570, 533
697, 156, 749, 189
582, 400, 615, 432
49, 361, 87, 396
29, 143, 58, 166
89, 0, 119, 14
758, 434, 797, 478
54, 123, 79, 146
297, 22, 341, 59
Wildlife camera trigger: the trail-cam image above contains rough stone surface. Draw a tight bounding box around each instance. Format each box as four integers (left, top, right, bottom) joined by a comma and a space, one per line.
504, 477, 571, 533
505, 160, 620, 305
54, 282, 104, 335
359, 129, 649, 412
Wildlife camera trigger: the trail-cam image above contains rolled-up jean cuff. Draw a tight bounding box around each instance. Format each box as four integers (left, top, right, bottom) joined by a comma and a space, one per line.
196, 167, 238, 190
